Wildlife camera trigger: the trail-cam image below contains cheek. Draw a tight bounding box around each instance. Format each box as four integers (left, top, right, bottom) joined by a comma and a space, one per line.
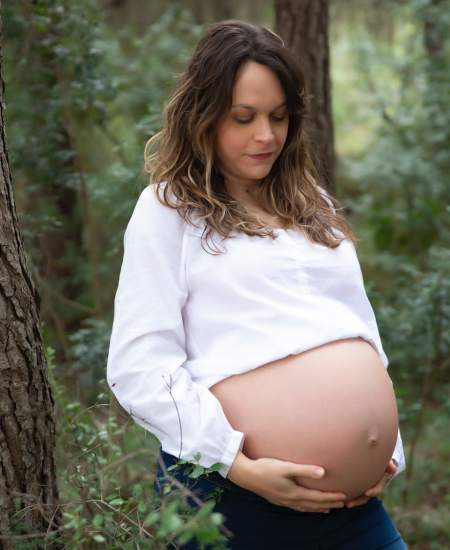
274, 123, 289, 148
215, 124, 249, 158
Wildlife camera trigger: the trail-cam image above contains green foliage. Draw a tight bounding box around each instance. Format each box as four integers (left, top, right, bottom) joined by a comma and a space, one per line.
337, 0, 450, 257
40, 347, 229, 549
333, 1, 450, 546
2, 1, 203, 357
68, 318, 112, 397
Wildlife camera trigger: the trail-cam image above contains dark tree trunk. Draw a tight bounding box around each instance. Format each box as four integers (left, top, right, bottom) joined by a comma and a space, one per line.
0, 6, 59, 547
423, 0, 448, 149
275, 0, 336, 194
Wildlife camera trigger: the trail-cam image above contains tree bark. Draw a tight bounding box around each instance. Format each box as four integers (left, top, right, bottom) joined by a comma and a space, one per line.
275, 0, 336, 194
0, 5, 59, 547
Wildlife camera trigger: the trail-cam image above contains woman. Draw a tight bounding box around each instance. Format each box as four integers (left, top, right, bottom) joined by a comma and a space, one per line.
107, 20, 406, 549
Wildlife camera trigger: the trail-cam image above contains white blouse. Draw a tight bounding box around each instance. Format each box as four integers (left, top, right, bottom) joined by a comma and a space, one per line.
107, 185, 406, 480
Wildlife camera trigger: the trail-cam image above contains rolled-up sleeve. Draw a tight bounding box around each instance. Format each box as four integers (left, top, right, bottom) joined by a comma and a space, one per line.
386, 428, 406, 484
107, 186, 244, 477
386, 377, 406, 484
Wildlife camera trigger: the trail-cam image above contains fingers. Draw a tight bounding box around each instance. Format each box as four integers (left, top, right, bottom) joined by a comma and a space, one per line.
345, 495, 370, 508
298, 486, 347, 503
285, 462, 325, 479
347, 464, 395, 508
282, 486, 346, 511
364, 471, 390, 497
386, 461, 397, 475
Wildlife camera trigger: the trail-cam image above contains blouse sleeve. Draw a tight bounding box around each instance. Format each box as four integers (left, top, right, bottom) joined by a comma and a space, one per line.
386, 428, 406, 484
107, 186, 244, 477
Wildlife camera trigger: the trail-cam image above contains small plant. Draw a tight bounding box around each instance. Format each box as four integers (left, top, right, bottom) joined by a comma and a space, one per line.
5, 346, 230, 549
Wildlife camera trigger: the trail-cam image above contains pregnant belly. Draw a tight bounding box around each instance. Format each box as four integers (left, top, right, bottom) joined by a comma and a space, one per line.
210, 338, 399, 501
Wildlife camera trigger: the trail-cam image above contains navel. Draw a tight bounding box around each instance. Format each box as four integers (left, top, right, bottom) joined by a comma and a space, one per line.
366, 431, 379, 446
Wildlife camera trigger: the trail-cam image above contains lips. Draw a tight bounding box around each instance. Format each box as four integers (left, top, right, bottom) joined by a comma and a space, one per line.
248, 152, 273, 160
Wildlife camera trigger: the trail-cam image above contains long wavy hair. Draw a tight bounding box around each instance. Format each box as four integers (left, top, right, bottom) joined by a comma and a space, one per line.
144, 20, 354, 251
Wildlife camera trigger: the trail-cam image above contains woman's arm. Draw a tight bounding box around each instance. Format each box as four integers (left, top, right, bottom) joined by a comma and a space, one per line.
107, 186, 244, 477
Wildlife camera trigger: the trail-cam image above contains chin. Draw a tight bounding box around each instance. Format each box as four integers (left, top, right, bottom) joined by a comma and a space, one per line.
241, 166, 274, 181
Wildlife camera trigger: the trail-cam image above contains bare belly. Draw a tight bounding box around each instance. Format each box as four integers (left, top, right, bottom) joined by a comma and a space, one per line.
210, 338, 399, 501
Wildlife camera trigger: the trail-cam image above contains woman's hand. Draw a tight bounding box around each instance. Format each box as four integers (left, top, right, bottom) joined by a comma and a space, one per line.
345, 460, 397, 509
227, 451, 346, 513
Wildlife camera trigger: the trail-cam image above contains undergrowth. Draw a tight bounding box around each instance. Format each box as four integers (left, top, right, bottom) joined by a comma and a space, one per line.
9, 346, 230, 549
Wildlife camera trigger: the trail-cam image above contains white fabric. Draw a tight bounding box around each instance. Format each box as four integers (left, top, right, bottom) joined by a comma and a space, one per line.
107, 185, 405, 480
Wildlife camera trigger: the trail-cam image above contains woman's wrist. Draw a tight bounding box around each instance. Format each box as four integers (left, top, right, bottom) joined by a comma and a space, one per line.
227, 450, 256, 488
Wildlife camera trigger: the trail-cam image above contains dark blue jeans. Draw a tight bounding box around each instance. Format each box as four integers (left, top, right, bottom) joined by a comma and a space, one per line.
154, 450, 407, 550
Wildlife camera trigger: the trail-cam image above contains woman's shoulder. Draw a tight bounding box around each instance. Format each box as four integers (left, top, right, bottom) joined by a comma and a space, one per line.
132, 184, 186, 224
125, 183, 189, 245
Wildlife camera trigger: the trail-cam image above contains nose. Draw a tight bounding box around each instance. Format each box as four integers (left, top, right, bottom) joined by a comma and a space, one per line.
254, 116, 275, 144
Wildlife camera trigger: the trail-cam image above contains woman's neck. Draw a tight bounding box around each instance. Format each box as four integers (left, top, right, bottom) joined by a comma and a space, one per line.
223, 175, 262, 209
223, 175, 283, 229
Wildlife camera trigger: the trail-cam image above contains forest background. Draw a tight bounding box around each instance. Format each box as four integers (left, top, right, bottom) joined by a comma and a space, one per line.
2, 0, 450, 548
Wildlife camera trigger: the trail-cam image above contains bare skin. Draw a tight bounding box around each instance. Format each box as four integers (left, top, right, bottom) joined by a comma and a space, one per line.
215, 60, 397, 512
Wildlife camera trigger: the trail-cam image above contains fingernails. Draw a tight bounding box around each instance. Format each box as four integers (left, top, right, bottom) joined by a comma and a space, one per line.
314, 468, 324, 478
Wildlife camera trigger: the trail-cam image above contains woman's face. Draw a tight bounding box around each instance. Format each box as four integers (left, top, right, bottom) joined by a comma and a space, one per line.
214, 61, 289, 186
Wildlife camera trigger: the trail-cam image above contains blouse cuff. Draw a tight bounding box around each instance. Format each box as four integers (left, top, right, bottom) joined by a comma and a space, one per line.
218, 430, 245, 478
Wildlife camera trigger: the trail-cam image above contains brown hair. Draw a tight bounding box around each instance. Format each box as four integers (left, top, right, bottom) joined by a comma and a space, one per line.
144, 20, 354, 251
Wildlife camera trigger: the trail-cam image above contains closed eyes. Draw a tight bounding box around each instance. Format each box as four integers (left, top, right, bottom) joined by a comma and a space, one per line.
237, 115, 286, 124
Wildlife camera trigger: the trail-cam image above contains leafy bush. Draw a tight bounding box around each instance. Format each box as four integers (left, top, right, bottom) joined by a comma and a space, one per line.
12, 346, 230, 549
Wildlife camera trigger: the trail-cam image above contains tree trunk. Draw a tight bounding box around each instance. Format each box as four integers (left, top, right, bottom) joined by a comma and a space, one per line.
423, 0, 448, 150
0, 6, 59, 547
275, 0, 336, 194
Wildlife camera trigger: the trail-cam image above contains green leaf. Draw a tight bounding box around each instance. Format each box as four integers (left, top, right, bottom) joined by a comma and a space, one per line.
189, 465, 205, 478
197, 500, 215, 520
144, 511, 160, 526
160, 513, 183, 534
176, 527, 195, 545
207, 463, 224, 472
193, 452, 201, 462
105, 494, 117, 501
132, 484, 142, 498
205, 486, 224, 502
137, 502, 147, 513
92, 514, 103, 528
167, 464, 178, 471
109, 498, 124, 506
93, 534, 106, 543
210, 512, 224, 525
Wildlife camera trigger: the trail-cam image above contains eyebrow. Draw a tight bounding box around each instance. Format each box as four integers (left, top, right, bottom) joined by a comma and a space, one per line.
231, 100, 287, 111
